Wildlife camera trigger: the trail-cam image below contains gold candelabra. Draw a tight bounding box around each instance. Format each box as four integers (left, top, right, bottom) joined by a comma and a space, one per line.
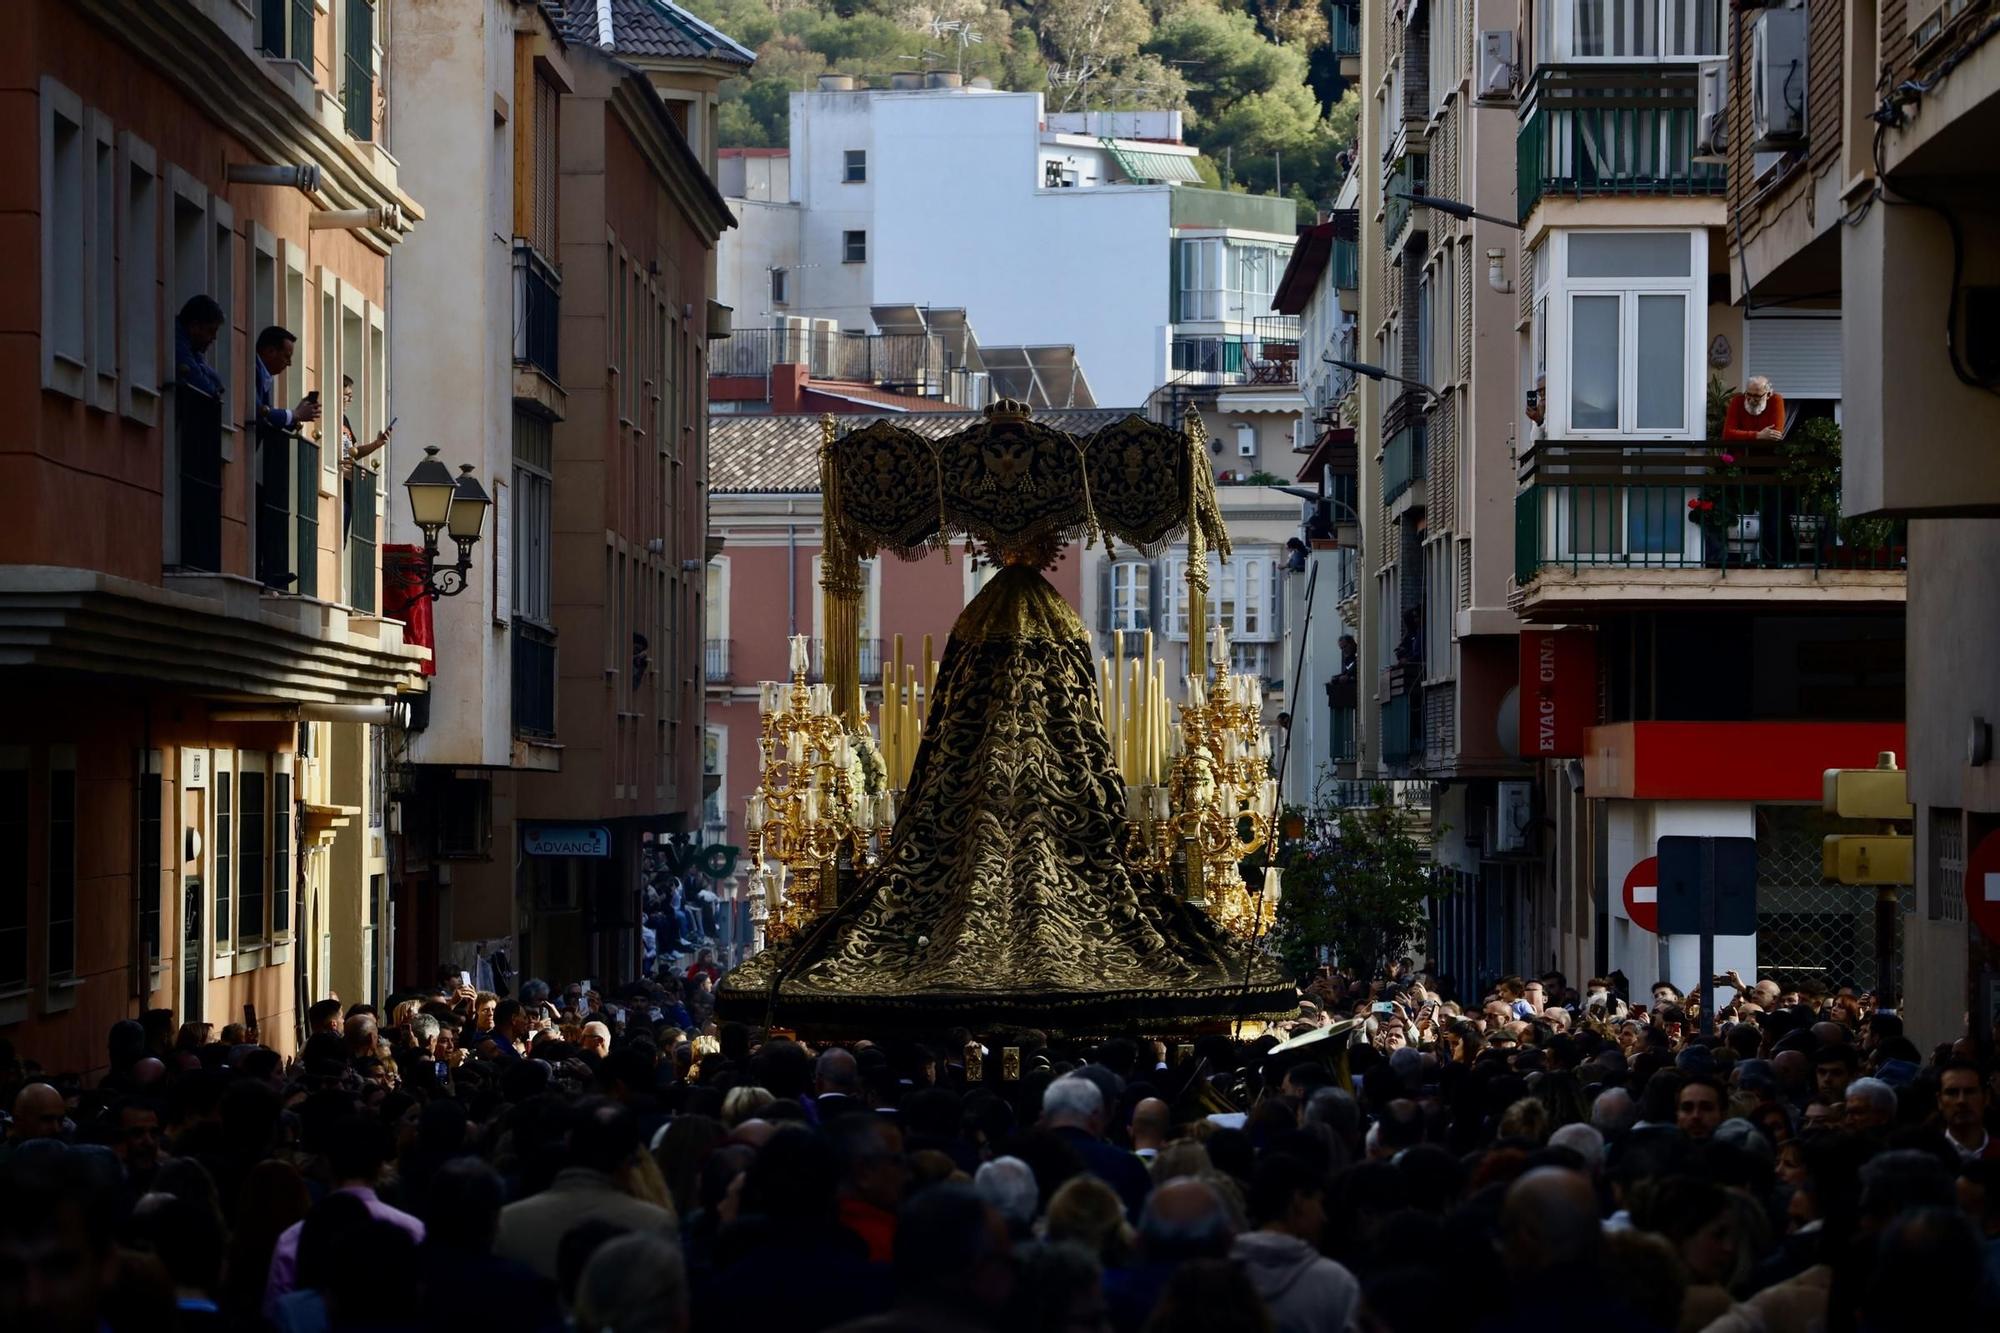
1125, 628, 1282, 940
744, 634, 890, 948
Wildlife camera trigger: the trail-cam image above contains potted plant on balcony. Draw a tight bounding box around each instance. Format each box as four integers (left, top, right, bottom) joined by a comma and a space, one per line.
1779, 416, 1841, 551
1694, 375, 1761, 562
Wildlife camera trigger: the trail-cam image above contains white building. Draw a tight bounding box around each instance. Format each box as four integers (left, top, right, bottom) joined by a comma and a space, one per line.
716, 76, 1301, 409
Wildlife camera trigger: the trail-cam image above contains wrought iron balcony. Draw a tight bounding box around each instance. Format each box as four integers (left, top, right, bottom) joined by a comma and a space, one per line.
704, 638, 733, 682
1516, 64, 1726, 223
1512, 442, 1905, 586
512, 620, 557, 739
175, 385, 224, 573
512, 243, 561, 383
1169, 328, 1301, 385
1381, 391, 1429, 506
807, 637, 886, 685
1384, 155, 1428, 249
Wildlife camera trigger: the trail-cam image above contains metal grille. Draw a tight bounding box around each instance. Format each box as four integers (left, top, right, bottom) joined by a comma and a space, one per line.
1456, 537, 1472, 611
1931, 807, 1965, 923
1430, 392, 1455, 532
1423, 684, 1455, 768
1458, 237, 1474, 383
1755, 806, 1906, 994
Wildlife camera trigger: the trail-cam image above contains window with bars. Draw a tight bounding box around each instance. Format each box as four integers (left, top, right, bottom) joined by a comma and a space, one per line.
138, 755, 161, 969
273, 771, 292, 938
344, 0, 375, 142
0, 750, 26, 993
46, 748, 76, 983
213, 770, 232, 947
513, 414, 554, 625
1930, 807, 1965, 924
237, 767, 266, 947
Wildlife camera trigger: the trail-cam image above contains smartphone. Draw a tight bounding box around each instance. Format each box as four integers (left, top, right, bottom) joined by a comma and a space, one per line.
460, 970, 472, 988
244, 1002, 258, 1033
387, 417, 398, 432
303, 390, 319, 404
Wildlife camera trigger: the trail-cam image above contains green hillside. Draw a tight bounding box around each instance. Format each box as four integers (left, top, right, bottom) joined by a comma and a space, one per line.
682, 0, 1359, 218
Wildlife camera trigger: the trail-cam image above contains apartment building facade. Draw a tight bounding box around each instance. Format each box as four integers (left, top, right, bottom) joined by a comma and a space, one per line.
1803, 0, 2000, 1043
1, 0, 425, 1070
1354, 0, 1532, 987
1496, 0, 1906, 999
497, 40, 734, 987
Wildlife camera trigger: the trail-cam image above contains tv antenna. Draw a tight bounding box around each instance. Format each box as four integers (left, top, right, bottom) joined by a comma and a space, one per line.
927, 17, 985, 75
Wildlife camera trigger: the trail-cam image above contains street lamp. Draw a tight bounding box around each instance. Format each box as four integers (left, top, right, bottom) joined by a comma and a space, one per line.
403, 445, 491, 599
1390, 191, 1526, 231
1324, 357, 1443, 406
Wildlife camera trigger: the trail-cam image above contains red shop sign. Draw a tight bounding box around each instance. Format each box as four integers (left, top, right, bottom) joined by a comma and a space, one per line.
1520, 629, 1597, 758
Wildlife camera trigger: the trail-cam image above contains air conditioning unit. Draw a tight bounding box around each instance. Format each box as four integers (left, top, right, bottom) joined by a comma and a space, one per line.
1694, 59, 1728, 163
1477, 31, 1517, 101
1750, 6, 1807, 151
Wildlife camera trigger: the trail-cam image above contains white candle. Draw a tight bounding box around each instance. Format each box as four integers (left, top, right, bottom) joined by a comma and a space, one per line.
778, 683, 794, 714
1153, 785, 1171, 822
1211, 628, 1230, 668
856, 796, 874, 831
746, 793, 766, 833
833, 735, 851, 768
803, 788, 820, 822
1262, 865, 1282, 904
760, 681, 780, 715
786, 732, 806, 768
790, 635, 810, 676
1261, 778, 1279, 819
1188, 677, 1206, 709
878, 791, 896, 826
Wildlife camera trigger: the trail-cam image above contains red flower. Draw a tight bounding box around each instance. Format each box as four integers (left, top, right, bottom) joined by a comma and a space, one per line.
1719, 452, 1736, 465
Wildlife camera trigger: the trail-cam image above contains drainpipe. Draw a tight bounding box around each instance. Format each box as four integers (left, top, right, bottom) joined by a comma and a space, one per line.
787, 520, 798, 636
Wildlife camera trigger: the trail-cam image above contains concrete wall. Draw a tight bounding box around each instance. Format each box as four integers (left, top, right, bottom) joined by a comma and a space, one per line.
717, 198, 800, 326
388, 0, 516, 768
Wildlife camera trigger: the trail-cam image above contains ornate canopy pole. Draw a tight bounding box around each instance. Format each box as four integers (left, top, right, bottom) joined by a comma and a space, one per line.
1183, 410, 1211, 674
817, 413, 865, 724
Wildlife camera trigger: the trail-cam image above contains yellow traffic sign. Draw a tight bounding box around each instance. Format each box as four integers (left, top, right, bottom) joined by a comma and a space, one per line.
1823, 834, 1914, 886
1822, 751, 1913, 821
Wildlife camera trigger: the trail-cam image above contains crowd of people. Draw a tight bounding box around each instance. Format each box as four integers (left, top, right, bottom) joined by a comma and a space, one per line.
3, 955, 1998, 1333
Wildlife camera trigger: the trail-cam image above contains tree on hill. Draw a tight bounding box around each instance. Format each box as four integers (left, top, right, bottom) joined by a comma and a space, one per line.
683, 0, 1358, 212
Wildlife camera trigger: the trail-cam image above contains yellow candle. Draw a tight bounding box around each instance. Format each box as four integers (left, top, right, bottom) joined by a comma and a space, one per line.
923, 634, 935, 712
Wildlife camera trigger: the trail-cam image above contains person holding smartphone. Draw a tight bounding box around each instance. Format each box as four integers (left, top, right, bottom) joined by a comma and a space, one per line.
253, 327, 320, 431
338, 374, 392, 539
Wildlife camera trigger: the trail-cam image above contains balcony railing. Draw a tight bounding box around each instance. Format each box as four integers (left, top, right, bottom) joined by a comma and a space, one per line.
705, 639, 733, 682
1513, 443, 1907, 585
1381, 692, 1419, 767
512, 243, 561, 383
1330, 705, 1358, 765
512, 620, 557, 739
1331, 1, 1360, 61
1515, 64, 1726, 223
255, 425, 317, 595
807, 638, 886, 685
1381, 392, 1429, 505
710, 328, 964, 395
1169, 332, 1300, 385
1331, 236, 1359, 292
1384, 156, 1427, 249
175, 385, 224, 573
348, 467, 377, 613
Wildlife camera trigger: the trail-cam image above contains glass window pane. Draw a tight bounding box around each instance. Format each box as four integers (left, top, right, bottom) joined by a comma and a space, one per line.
1635, 294, 1687, 430
1570, 295, 1622, 430
1567, 232, 1690, 278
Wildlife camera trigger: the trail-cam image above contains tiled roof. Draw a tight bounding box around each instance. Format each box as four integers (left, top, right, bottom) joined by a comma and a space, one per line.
801, 381, 948, 413
562, 0, 756, 68
710, 409, 1141, 494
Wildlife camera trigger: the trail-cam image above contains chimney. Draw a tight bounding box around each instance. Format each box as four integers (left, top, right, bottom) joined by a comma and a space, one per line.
817, 74, 855, 91
771, 362, 809, 414
889, 72, 923, 90
925, 71, 963, 89
968, 77, 994, 89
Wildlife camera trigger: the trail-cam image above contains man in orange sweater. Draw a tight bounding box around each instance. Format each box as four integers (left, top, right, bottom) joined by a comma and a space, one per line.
1723, 375, 1786, 442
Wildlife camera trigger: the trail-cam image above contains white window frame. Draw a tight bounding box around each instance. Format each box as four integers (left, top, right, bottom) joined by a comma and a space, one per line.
317, 266, 342, 482
1160, 551, 1279, 642
271, 752, 294, 945
1180, 238, 1221, 322
1109, 559, 1150, 632
843, 149, 867, 183
116, 130, 161, 425
210, 748, 235, 975
209, 198, 237, 448
249, 222, 280, 423
282, 240, 310, 412
705, 555, 730, 645
40, 78, 89, 400
1545, 228, 1706, 441
703, 726, 727, 835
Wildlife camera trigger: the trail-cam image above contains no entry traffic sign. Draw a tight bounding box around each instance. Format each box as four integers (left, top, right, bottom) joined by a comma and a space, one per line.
1966, 830, 2000, 943
1623, 856, 1659, 933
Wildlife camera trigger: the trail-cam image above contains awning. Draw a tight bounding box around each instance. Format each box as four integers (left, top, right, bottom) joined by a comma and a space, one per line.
1101, 138, 1203, 185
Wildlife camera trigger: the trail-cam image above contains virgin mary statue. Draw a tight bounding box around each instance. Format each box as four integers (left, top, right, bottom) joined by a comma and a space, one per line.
718, 554, 1295, 1034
